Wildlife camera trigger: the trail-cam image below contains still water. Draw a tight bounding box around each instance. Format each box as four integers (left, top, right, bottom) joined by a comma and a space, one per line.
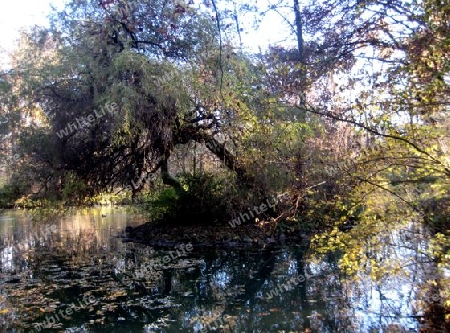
0, 207, 444, 332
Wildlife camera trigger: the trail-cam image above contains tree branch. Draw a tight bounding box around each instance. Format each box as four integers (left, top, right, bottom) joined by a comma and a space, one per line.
296, 103, 450, 177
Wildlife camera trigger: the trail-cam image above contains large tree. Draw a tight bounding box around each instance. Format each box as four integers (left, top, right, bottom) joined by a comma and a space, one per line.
2, 0, 314, 215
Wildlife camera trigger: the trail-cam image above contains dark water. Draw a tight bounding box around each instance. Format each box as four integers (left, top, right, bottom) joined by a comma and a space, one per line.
0, 208, 444, 332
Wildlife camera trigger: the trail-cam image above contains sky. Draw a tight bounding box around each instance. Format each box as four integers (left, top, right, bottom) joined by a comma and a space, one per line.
0, 1, 61, 46
0, 0, 67, 68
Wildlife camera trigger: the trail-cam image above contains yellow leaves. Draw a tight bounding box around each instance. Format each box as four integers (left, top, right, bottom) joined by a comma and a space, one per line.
369, 263, 380, 280
0, 309, 9, 314
339, 249, 369, 277
312, 226, 352, 256
329, 227, 338, 237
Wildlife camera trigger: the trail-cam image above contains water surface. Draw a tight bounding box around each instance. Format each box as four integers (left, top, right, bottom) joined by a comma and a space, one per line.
0, 208, 443, 332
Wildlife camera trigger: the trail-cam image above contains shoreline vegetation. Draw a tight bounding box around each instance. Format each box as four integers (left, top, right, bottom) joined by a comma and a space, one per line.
126, 217, 306, 249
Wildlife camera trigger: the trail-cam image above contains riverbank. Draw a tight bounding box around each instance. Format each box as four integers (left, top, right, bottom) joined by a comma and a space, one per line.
125, 220, 307, 249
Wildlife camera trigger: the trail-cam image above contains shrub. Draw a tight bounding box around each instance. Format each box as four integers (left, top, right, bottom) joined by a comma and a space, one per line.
138, 171, 255, 226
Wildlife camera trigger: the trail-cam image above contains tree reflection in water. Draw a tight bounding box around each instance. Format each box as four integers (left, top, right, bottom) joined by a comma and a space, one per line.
0, 208, 448, 332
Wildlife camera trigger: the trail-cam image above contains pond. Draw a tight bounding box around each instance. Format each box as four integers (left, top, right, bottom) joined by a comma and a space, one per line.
0, 207, 445, 332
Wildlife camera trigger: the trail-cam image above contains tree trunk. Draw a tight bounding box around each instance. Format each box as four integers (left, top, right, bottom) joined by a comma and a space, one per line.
293, 0, 303, 62
160, 152, 184, 193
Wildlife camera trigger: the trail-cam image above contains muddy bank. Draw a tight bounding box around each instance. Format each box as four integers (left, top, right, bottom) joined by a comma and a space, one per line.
124, 221, 307, 249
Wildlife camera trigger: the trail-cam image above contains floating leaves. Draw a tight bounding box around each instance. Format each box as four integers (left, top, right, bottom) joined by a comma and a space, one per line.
0, 227, 201, 331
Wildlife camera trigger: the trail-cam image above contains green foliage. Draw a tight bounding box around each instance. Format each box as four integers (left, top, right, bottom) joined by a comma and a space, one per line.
137, 171, 253, 225
140, 187, 179, 222
0, 184, 22, 209
176, 172, 229, 223
62, 173, 88, 203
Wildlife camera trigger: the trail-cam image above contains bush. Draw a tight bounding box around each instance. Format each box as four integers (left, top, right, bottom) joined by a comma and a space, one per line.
138, 171, 254, 225
0, 184, 22, 208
